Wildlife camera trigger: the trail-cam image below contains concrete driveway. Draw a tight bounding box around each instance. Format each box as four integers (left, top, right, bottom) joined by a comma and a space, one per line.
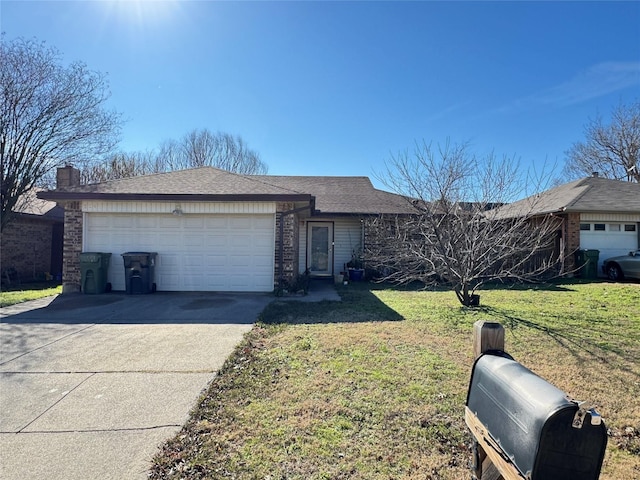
0, 292, 272, 480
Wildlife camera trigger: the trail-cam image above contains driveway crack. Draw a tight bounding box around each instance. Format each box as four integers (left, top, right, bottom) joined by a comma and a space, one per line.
3, 425, 182, 435
16, 372, 97, 433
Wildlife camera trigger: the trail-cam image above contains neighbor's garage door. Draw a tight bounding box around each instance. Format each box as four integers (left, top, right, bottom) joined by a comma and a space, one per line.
580, 222, 638, 275
85, 213, 275, 292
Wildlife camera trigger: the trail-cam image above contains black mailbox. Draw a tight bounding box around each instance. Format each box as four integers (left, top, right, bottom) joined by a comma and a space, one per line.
466, 353, 607, 480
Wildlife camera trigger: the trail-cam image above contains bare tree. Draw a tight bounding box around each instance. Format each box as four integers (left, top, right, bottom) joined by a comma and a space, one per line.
0, 36, 121, 230
81, 129, 268, 183
157, 129, 268, 174
81, 151, 161, 184
367, 141, 562, 307
563, 101, 640, 182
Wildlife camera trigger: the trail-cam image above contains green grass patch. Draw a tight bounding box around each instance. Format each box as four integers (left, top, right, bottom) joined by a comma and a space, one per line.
0, 283, 62, 307
150, 281, 640, 480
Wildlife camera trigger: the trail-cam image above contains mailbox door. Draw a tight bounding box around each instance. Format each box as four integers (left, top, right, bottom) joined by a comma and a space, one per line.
467, 354, 577, 478
534, 408, 607, 480
467, 354, 607, 480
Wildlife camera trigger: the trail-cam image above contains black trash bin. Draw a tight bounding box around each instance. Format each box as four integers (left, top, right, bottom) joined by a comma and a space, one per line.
121, 252, 157, 294
575, 249, 600, 279
80, 252, 111, 294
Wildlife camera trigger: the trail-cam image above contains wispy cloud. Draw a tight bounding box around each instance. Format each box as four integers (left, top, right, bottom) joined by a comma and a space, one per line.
498, 61, 640, 113
423, 101, 471, 124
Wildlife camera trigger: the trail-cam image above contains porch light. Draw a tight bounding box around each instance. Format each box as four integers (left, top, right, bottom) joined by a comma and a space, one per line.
172, 204, 183, 216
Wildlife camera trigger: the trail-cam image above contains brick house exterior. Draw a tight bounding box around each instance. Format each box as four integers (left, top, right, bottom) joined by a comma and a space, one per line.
493, 176, 640, 276
40, 166, 412, 293
1, 190, 63, 283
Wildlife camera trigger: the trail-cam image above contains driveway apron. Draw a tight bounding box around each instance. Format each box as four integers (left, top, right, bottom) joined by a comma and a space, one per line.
0, 292, 271, 480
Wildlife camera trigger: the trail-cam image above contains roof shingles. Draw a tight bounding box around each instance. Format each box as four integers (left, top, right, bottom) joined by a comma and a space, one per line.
39, 166, 414, 215
492, 177, 640, 218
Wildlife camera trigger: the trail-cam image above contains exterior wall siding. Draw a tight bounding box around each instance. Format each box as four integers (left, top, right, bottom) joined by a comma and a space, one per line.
298, 217, 363, 275
580, 213, 640, 222
83, 201, 276, 214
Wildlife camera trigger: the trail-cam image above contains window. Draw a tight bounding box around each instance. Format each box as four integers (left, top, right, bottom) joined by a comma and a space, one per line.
624, 224, 637, 232
609, 224, 621, 232
594, 224, 606, 231
580, 223, 591, 231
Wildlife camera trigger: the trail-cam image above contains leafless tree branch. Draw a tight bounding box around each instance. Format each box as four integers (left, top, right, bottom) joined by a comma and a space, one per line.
368, 141, 563, 306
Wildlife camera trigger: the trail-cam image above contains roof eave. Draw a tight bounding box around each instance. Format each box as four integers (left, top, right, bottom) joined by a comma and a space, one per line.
37, 192, 313, 203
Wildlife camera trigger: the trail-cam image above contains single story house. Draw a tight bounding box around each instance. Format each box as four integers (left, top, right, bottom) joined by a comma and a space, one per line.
39, 166, 413, 293
492, 175, 640, 276
1, 188, 64, 284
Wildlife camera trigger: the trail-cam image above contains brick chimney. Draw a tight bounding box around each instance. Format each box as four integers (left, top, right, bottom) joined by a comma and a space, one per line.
56, 165, 81, 189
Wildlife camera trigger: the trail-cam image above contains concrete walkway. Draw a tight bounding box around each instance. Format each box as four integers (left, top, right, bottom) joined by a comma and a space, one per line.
0, 292, 272, 480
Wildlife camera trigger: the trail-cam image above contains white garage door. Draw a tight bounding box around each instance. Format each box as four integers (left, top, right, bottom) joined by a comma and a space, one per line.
85, 213, 275, 292
580, 222, 638, 275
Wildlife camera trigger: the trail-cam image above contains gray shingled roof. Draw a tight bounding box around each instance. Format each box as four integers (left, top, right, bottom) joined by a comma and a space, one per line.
13, 189, 64, 221
252, 175, 413, 214
491, 176, 640, 218
39, 166, 414, 215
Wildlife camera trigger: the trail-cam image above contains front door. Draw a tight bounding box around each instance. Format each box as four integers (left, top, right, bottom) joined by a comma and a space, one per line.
307, 222, 333, 276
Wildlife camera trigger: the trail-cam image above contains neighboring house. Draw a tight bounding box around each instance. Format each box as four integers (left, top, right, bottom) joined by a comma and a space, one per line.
38, 166, 413, 293
492, 175, 640, 276
1, 189, 64, 284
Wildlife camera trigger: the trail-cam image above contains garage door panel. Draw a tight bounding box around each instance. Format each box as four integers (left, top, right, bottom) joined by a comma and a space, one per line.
230, 217, 252, 229
254, 216, 275, 229
159, 235, 180, 248
158, 272, 180, 290
229, 255, 251, 268
113, 216, 135, 228
254, 234, 274, 248
159, 216, 181, 228
205, 217, 229, 228
137, 216, 157, 228
184, 234, 204, 247
205, 255, 227, 268
206, 235, 227, 248
184, 217, 204, 228
183, 255, 205, 267
85, 213, 274, 292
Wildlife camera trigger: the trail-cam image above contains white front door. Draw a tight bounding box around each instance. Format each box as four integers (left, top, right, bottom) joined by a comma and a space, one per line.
307, 222, 333, 276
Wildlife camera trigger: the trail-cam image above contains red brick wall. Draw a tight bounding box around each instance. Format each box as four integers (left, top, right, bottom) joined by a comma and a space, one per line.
0, 217, 54, 281
565, 212, 581, 272
62, 201, 83, 292
275, 203, 300, 287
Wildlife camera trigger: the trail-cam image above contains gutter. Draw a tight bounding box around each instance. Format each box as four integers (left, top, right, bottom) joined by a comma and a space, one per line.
37, 192, 313, 203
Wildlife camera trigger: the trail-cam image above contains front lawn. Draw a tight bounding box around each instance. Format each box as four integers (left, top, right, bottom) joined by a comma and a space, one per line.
150, 281, 640, 480
0, 283, 62, 307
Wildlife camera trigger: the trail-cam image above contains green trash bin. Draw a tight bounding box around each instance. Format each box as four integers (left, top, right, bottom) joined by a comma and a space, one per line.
80, 252, 112, 294
575, 249, 600, 279
583, 250, 600, 279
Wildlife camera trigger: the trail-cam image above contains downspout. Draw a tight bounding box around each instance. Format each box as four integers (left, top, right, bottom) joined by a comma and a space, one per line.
278, 204, 313, 288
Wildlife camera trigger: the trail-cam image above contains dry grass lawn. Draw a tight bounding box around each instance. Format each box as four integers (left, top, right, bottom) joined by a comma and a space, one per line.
150, 281, 639, 479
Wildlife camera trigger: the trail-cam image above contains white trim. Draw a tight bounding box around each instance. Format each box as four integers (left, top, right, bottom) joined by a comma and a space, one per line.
581, 213, 640, 222
82, 200, 276, 215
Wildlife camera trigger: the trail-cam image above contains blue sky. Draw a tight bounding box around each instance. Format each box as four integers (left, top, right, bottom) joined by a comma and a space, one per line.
2, 1, 639, 188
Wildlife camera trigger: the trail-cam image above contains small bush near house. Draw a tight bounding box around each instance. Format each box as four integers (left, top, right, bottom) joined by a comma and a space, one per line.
150, 281, 640, 480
